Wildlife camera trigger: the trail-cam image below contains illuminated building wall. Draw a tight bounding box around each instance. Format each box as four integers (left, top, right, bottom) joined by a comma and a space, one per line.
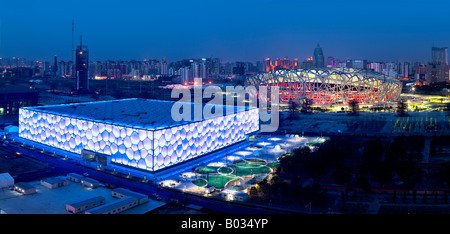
265, 58, 272, 72
18, 101, 259, 172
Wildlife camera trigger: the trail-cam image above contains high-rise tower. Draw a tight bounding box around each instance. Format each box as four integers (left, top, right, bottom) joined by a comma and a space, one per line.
76, 36, 89, 92
432, 47, 448, 65
53, 55, 58, 77
72, 20, 75, 79
313, 44, 325, 68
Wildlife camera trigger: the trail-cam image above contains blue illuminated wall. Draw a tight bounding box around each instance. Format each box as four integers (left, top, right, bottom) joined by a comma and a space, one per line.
18, 107, 259, 172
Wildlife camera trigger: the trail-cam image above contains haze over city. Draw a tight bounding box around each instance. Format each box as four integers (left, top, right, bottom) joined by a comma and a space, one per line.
1, 0, 450, 62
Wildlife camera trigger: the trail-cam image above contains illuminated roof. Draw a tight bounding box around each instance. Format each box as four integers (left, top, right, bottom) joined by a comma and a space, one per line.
24, 98, 251, 130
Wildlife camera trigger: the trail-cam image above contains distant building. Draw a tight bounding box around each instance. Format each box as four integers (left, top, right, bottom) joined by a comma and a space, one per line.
432, 47, 448, 65
399, 62, 409, 78
2, 67, 34, 79
313, 44, 325, 68
0, 86, 38, 120
293, 58, 299, 69
53, 55, 58, 77
265, 58, 272, 72
345, 59, 353, 68
369, 62, 383, 73
275, 58, 282, 69
426, 63, 449, 84
178, 67, 191, 84
58, 61, 73, 78
232, 62, 245, 75
283, 57, 290, 69
302, 57, 313, 69
75, 37, 89, 92
415, 64, 426, 82
426, 46, 450, 84
327, 56, 335, 68
352, 59, 367, 69
160, 62, 168, 75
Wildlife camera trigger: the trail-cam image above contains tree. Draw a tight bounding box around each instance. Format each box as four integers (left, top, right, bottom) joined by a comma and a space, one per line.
355, 164, 371, 192
438, 161, 450, 186
288, 100, 299, 120
348, 99, 359, 116
301, 98, 313, 114
396, 98, 408, 117
372, 161, 394, 188
361, 138, 384, 165
395, 160, 417, 188
333, 165, 352, 185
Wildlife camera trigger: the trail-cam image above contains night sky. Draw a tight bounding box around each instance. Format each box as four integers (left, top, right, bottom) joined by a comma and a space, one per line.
1, 0, 450, 62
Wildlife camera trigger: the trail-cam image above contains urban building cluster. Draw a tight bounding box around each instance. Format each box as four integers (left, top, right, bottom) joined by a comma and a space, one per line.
0, 45, 448, 90
265, 45, 449, 86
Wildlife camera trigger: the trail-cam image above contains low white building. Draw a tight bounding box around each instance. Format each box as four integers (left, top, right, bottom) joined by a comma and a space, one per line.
66, 196, 106, 214
220, 190, 248, 202
112, 188, 148, 204
0, 173, 14, 188
14, 182, 36, 195
41, 177, 70, 189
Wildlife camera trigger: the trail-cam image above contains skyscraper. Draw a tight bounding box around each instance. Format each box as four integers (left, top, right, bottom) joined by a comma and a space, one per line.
313, 44, 324, 68
283, 57, 290, 69
191, 62, 199, 78
53, 55, 58, 77
427, 47, 449, 84
232, 62, 245, 75
352, 59, 367, 69
302, 57, 313, 69
293, 58, 299, 69
178, 67, 191, 84
265, 58, 272, 72
426, 63, 449, 84
76, 36, 89, 92
432, 47, 448, 65
275, 58, 282, 69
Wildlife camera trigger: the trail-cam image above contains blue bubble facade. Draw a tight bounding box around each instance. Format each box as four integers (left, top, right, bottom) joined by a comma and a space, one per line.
18, 99, 259, 172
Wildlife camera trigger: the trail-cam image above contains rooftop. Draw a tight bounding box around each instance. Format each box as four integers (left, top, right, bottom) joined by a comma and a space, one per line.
23, 98, 252, 130
68, 195, 105, 208
85, 196, 138, 214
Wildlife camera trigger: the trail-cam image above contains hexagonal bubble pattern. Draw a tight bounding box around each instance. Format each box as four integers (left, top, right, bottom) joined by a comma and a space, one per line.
18, 106, 259, 172
19, 108, 155, 170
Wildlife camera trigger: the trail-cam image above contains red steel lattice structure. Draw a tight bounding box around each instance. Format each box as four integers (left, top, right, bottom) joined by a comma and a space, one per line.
246, 68, 402, 106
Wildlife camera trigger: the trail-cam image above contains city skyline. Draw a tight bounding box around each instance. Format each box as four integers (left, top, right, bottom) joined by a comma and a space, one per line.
1, 0, 450, 62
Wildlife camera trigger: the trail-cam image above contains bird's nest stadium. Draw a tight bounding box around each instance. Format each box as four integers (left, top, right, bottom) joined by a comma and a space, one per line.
246, 68, 402, 107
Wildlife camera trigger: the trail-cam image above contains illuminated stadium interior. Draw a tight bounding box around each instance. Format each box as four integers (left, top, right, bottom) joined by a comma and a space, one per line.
246, 68, 403, 107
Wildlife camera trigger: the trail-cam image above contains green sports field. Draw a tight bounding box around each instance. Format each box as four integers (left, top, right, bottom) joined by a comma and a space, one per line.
192, 158, 280, 189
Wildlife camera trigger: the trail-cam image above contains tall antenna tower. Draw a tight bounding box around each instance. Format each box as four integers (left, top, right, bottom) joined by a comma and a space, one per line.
72, 20, 75, 79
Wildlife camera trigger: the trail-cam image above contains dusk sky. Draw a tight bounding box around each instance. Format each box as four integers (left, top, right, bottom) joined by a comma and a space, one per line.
1, 0, 450, 62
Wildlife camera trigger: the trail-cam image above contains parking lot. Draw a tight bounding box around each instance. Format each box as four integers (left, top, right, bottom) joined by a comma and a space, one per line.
0, 145, 52, 181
